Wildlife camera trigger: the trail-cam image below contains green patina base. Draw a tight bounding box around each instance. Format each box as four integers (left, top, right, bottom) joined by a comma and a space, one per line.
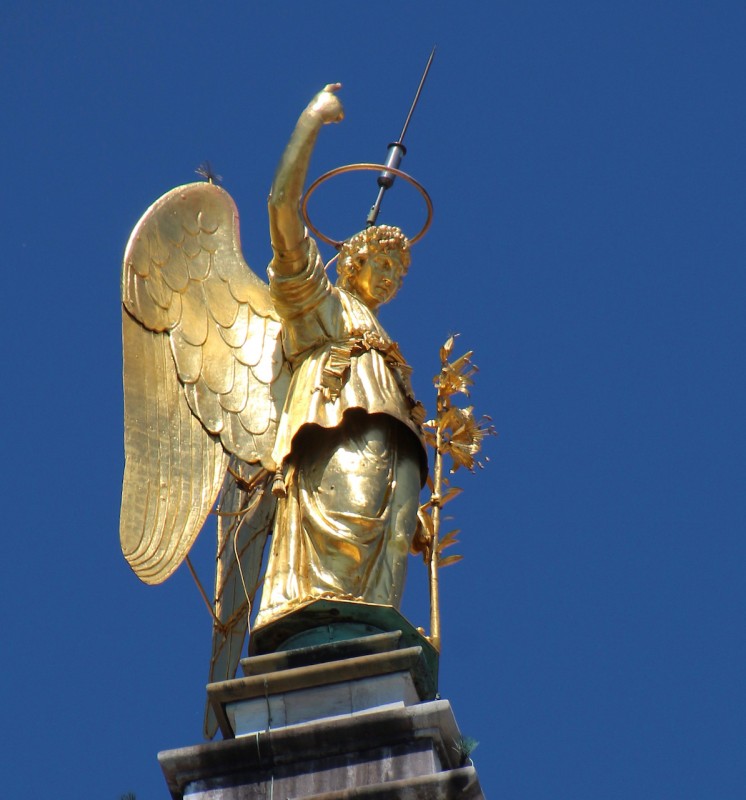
249, 599, 439, 699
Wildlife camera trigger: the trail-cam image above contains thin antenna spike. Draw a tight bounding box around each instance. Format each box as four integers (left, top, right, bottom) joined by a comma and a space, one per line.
366, 47, 436, 227
398, 46, 436, 143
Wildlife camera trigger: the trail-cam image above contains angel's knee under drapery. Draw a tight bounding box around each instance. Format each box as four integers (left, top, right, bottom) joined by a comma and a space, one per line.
255, 412, 422, 628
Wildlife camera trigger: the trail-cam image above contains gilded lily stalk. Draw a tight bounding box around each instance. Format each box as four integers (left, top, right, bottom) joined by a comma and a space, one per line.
419, 336, 495, 651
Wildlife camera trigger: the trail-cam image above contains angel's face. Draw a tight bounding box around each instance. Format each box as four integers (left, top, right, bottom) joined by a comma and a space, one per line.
351, 249, 404, 309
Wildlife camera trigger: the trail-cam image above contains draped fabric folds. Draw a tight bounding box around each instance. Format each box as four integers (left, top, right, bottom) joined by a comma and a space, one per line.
255, 241, 426, 628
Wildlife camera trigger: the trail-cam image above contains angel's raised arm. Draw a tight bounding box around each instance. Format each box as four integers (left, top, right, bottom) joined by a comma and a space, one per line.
268, 83, 344, 275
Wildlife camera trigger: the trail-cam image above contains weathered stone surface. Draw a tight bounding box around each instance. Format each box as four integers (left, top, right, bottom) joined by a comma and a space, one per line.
227, 670, 420, 736
159, 701, 484, 799
297, 766, 483, 799
214, 646, 426, 703
159, 631, 485, 798
208, 633, 436, 739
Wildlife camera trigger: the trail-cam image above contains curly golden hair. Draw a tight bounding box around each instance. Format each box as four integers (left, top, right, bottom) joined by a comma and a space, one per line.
336, 225, 411, 292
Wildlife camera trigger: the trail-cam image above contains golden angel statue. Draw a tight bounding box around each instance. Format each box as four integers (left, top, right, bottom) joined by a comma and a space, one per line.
120, 84, 429, 720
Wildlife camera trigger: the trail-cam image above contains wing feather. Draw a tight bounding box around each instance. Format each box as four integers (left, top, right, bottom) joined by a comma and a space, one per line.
182, 231, 203, 262
183, 379, 224, 434
201, 323, 235, 395
179, 281, 209, 346
252, 320, 285, 385
239, 380, 272, 436
131, 266, 171, 330
234, 313, 270, 368
224, 413, 262, 464
157, 204, 186, 246
204, 268, 240, 329
148, 230, 171, 269
160, 248, 190, 292
218, 302, 249, 348
169, 333, 201, 384
220, 363, 249, 414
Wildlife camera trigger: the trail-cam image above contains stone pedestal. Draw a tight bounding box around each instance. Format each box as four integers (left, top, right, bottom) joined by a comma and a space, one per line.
159, 628, 485, 798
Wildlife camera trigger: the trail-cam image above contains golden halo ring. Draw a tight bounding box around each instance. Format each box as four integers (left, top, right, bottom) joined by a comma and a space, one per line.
301, 163, 434, 248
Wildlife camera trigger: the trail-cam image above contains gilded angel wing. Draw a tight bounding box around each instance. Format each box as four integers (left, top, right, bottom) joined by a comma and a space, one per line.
120, 181, 290, 585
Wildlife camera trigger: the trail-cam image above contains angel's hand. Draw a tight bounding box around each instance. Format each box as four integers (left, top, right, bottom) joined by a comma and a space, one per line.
309, 83, 344, 125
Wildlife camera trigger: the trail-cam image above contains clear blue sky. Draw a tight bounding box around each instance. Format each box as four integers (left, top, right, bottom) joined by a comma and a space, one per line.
2, 2, 745, 798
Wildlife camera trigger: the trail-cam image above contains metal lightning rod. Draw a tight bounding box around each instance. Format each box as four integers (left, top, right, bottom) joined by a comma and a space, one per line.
366, 47, 436, 228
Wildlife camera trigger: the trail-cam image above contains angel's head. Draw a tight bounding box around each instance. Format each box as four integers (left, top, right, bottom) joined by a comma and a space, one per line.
337, 225, 411, 309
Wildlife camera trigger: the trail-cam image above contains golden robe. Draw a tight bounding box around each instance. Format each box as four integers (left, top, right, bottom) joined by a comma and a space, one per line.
255, 241, 425, 628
